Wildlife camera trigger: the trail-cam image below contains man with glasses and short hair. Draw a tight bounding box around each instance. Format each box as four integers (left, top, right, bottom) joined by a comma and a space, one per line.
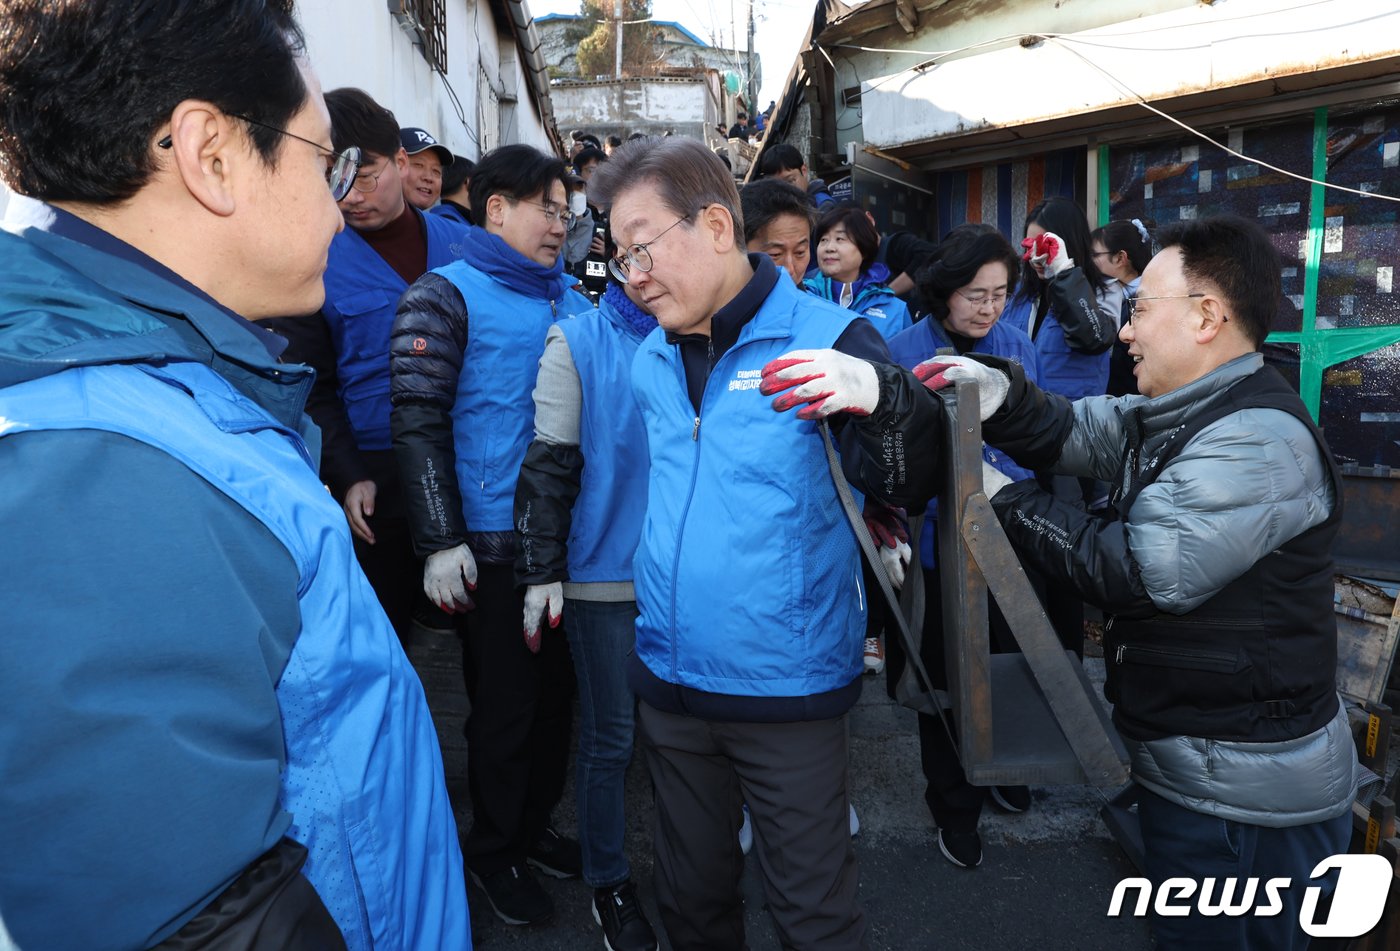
913, 214, 1365, 950
0, 2, 469, 948
268, 87, 469, 645
589, 136, 944, 951
390, 143, 593, 928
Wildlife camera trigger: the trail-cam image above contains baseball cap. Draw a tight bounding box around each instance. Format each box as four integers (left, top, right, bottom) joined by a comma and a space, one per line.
399, 127, 453, 166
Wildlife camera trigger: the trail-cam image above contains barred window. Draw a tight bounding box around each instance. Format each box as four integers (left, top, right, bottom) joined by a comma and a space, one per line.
393, 0, 447, 73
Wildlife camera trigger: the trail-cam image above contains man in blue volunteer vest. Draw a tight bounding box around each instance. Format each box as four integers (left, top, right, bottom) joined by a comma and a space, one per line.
513, 274, 661, 951
390, 144, 594, 928
0, 2, 470, 948
916, 216, 1366, 950
268, 87, 469, 643
588, 136, 944, 951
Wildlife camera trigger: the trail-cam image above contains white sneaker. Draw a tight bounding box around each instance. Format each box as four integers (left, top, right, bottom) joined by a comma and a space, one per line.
849, 803, 860, 838
863, 637, 885, 674
738, 804, 753, 855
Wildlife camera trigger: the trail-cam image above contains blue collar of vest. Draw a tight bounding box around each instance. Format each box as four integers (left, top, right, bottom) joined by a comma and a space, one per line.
460, 223, 569, 301
1, 196, 311, 428
5, 195, 286, 360
804, 262, 892, 310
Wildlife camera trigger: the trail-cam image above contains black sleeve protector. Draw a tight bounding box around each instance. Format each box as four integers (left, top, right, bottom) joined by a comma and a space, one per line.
514, 440, 585, 588
1047, 266, 1114, 355
390, 273, 470, 555
990, 480, 1156, 618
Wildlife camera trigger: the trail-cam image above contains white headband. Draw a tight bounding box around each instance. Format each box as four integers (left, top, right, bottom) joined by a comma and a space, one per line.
1131, 218, 1150, 245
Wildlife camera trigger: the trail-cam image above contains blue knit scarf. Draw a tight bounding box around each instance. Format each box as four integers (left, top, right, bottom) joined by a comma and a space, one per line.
604, 282, 659, 339
461, 224, 569, 301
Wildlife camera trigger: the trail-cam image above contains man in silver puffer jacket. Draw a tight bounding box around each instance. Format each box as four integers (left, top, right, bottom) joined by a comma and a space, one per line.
915, 214, 1364, 951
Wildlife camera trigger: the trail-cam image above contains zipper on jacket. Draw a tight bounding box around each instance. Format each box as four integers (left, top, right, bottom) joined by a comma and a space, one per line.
662, 329, 765, 679
1113, 642, 1241, 673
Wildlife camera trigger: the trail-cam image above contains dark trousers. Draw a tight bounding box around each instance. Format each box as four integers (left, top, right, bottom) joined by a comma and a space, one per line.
350, 515, 416, 644
886, 565, 1023, 833
1137, 787, 1351, 951
638, 701, 868, 951
461, 564, 576, 874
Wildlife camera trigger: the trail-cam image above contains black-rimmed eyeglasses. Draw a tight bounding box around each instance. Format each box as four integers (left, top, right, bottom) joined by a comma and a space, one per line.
1126, 293, 1220, 325
608, 213, 691, 284
158, 114, 361, 202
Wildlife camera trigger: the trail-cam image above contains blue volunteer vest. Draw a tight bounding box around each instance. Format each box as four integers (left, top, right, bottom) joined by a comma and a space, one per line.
630, 278, 866, 697
434, 260, 593, 532
1001, 292, 1109, 400
0, 361, 471, 951
321, 213, 468, 450
888, 317, 1038, 567
557, 297, 651, 582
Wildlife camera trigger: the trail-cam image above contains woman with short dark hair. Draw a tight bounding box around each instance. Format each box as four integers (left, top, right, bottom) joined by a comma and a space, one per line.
885, 224, 1043, 871
803, 203, 911, 340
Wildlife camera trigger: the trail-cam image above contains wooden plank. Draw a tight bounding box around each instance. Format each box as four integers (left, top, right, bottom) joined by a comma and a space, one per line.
936, 381, 1128, 787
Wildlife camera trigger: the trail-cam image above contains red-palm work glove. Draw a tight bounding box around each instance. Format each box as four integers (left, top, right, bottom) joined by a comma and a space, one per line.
759, 349, 880, 420
1021, 231, 1074, 279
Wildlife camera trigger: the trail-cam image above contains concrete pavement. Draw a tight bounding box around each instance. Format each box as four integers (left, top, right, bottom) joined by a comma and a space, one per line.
412, 628, 1154, 949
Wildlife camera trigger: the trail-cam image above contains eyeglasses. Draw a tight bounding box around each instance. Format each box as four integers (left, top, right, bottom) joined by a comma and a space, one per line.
516, 199, 577, 229
955, 288, 1009, 308
1126, 293, 1219, 325
349, 158, 391, 195
608, 212, 691, 284
159, 114, 361, 202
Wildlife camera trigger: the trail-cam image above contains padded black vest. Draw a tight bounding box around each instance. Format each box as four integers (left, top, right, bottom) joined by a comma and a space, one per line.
1104, 365, 1342, 743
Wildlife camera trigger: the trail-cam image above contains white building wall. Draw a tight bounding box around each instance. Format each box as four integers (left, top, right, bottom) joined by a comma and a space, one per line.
551, 79, 710, 139
856, 0, 1400, 152
297, 0, 553, 161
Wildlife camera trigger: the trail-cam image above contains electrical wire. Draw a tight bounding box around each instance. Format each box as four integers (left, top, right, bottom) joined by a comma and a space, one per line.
1046, 35, 1400, 204
805, 6, 1400, 206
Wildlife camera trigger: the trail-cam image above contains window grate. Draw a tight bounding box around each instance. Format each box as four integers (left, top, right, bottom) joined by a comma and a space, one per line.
411, 0, 447, 73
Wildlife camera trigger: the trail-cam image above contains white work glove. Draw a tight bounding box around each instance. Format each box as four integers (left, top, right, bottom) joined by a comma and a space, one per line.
879, 539, 912, 590
1021, 231, 1074, 279
912, 355, 1010, 421
424, 543, 478, 613
760, 349, 880, 420
864, 503, 911, 590
981, 461, 1014, 499
522, 581, 564, 653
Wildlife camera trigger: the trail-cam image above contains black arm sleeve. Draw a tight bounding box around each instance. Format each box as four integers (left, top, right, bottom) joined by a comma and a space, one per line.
514, 440, 585, 587
832, 319, 945, 511
990, 480, 1155, 617
264, 312, 368, 498
1047, 266, 1114, 354
390, 273, 470, 556
971, 354, 1077, 471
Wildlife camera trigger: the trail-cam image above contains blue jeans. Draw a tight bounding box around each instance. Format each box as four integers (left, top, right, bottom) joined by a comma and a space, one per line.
564, 597, 639, 888
1136, 786, 1352, 951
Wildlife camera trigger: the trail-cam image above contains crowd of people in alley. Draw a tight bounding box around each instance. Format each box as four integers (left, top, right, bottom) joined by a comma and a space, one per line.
0, 3, 1375, 951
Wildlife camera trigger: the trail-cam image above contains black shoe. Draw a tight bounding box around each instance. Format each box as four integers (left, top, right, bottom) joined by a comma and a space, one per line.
527, 826, 582, 879
469, 864, 553, 925
592, 881, 658, 951
989, 785, 1032, 813
938, 828, 983, 869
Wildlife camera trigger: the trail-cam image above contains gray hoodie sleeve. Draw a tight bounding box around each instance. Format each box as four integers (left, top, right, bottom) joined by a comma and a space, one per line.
531, 324, 583, 446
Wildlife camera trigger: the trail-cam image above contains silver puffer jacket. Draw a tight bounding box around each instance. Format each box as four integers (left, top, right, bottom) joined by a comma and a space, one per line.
1058, 353, 1361, 825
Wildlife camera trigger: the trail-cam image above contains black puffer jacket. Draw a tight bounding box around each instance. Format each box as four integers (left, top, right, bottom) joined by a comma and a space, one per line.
389, 273, 517, 564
